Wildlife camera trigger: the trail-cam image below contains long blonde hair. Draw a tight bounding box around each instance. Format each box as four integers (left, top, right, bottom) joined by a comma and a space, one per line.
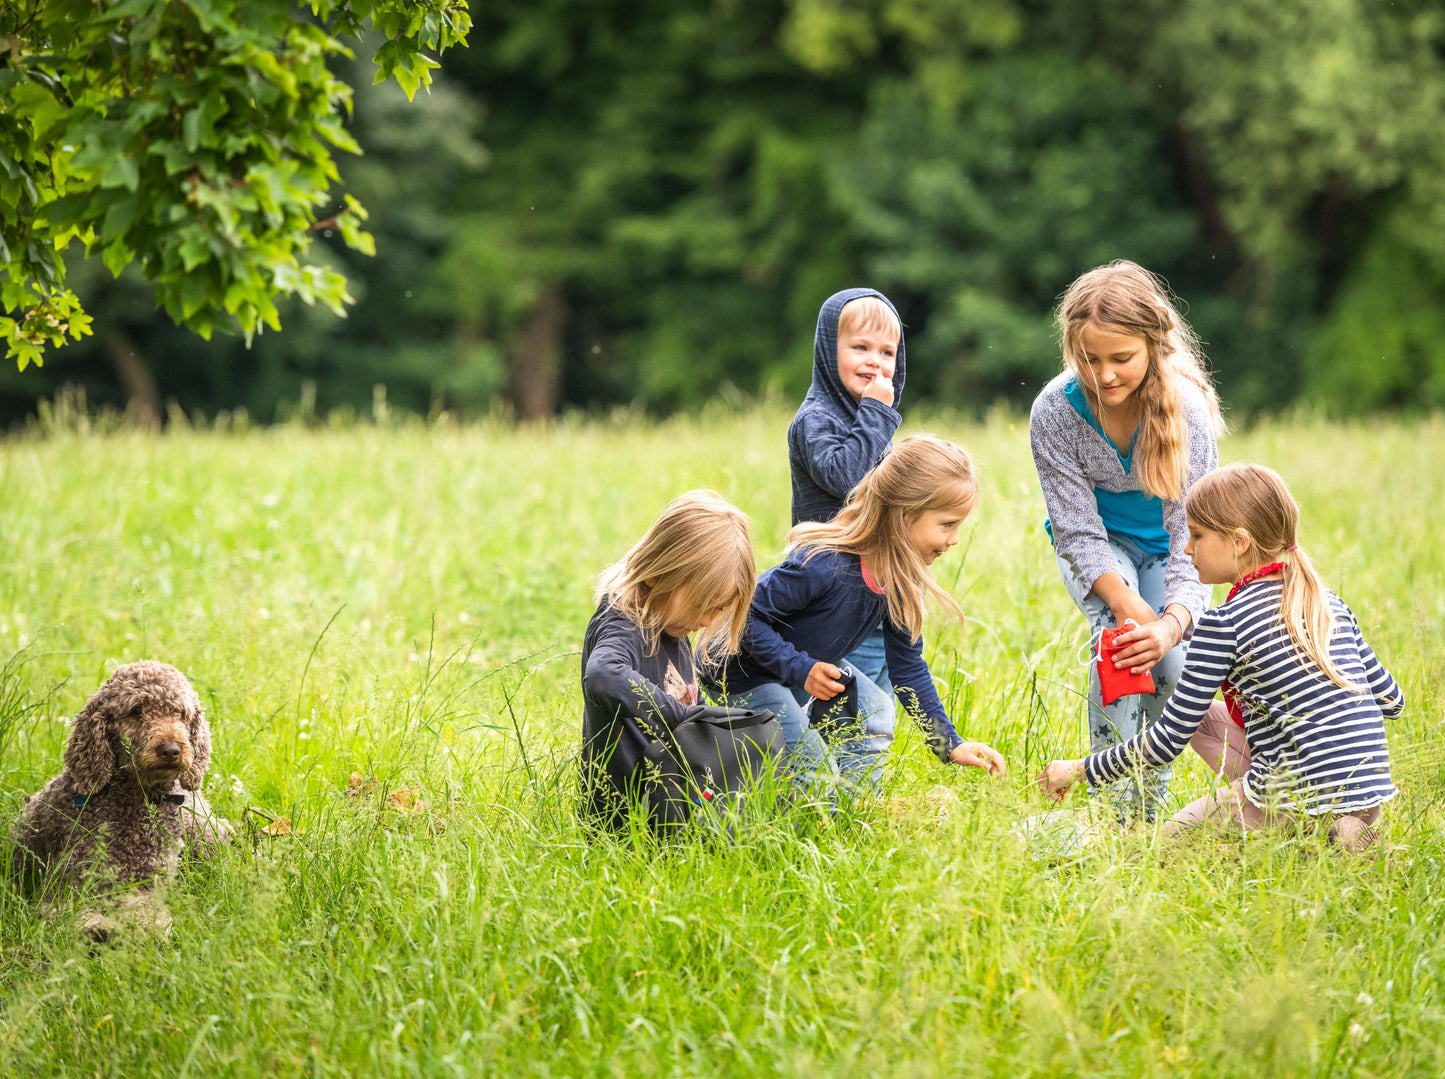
1185, 464, 1360, 691
596, 490, 757, 662
786, 434, 975, 641
1058, 260, 1224, 500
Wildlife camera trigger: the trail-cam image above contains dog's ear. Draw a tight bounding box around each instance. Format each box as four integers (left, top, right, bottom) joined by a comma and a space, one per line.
63, 701, 115, 794
183, 703, 211, 791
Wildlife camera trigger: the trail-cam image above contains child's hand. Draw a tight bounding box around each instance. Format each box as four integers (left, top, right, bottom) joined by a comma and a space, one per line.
949, 741, 1007, 775
861, 373, 895, 407
1037, 759, 1084, 802
804, 662, 847, 700
1109, 619, 1175, 674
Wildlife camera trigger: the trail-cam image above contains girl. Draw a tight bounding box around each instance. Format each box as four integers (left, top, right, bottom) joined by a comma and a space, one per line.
1038, 465, 1403, 851
579, 490, 757, 834
701, 434, 1006, 789
1030, 260, 1224, 820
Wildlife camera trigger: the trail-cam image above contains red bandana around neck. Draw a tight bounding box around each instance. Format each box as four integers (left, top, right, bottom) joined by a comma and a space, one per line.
1220, 561, 1287, 727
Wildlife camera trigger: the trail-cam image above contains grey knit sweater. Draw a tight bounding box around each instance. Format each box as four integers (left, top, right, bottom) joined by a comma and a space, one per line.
1029, 372, 1217, 623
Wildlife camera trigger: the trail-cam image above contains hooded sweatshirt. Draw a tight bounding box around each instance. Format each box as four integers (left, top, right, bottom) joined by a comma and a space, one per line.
787, 288, 907, 526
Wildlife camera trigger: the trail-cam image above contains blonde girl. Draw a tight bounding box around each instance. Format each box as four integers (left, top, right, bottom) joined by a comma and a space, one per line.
1030, 260, 1224, 820
579, 491, 757, 833
1039, 465, 1403, 851
702, 434, 1006, 788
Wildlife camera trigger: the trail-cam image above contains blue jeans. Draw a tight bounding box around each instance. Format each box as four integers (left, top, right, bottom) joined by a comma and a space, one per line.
1056, 533, 1187, 821
844, 627, 893, 701
720, 670, 896, 795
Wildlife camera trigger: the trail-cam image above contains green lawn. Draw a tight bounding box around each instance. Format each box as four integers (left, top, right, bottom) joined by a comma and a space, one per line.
1, 408, 1442, 1077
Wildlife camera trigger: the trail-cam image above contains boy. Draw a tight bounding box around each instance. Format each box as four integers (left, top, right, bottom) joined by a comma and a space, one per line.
786, 287, 907, 706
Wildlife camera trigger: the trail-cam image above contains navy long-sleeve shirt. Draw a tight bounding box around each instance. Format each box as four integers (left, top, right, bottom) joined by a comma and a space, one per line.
788, 288, 907, 525
700, 548, 964, 762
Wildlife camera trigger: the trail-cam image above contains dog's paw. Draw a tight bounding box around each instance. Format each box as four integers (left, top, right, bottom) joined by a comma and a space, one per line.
80, 893, 175, 942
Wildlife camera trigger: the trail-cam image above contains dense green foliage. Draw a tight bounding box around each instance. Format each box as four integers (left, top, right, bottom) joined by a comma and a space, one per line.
4, 0, 1445, 422
1, 412, 1443, 1075
0, 0, 469, 370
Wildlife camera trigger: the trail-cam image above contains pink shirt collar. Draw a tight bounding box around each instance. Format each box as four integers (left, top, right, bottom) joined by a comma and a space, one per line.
860, 559, 885, 595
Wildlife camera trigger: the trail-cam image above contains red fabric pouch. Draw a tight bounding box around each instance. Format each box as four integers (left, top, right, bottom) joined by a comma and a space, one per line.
1096, 623, 1156, 706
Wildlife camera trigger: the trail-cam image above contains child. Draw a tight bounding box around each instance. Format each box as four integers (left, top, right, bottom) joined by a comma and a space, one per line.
703, 435, 1007, 789
579, 491, 757, 834
1038, 464, 1403, 851
1030, 260, 1224, 820
788, 288, 906, 716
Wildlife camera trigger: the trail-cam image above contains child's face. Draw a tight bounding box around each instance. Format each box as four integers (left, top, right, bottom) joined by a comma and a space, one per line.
906, 504, 970, 566
1185, 518, 1248, 585
660, 591, 729, 639
836, 324, 898, 403
1077, 323, 1149, 411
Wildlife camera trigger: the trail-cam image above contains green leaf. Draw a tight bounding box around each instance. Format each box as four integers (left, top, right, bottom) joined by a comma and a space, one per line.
100, 192, 143, 242
178, 232, 213, 272
99, 153, 141, 193
184, 108, 205, 153
101, 240, 135, 277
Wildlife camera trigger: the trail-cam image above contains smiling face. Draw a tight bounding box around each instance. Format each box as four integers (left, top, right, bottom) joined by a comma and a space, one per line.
1184, 517, 1249, 585
1076, 322, 1151, 412
836, 325, 898, 403
906, 504, 970, 565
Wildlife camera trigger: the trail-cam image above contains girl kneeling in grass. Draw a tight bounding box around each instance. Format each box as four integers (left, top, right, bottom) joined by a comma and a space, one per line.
1038, 464, 1403, 851
702, 434, 1006, 791
580, 491, 757, 834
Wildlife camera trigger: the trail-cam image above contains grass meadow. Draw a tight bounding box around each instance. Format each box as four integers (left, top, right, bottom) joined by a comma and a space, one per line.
1, 405, 1443, 1077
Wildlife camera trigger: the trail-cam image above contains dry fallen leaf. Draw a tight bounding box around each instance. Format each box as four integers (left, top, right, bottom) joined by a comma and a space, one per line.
387, 787, 428, 815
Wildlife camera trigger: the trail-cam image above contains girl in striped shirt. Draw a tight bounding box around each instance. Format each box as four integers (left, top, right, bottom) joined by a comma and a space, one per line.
1038, 464, 1403, 851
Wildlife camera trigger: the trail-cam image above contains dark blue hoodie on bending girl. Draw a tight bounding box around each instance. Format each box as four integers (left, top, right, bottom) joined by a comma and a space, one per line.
787, 288, 907, 526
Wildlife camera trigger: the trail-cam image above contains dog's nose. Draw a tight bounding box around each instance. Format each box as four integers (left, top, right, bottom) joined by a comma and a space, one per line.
156, 741, 182, 763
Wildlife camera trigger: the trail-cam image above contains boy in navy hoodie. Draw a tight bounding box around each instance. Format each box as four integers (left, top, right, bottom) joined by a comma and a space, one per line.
786, 287, 906, 704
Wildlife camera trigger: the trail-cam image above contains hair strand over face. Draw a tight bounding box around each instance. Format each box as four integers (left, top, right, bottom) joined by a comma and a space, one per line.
1058, 260, 1224, 500
596, 490, 757, 663
786, 434, 975, 641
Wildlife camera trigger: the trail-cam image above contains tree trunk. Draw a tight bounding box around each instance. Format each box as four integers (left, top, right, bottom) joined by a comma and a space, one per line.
504, 287, 565, 419
103, 332, 162, 428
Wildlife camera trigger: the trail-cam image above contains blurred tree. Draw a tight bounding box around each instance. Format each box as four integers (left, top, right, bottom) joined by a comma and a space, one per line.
1091, 0, 1445, 410
5, 0, 1444, 422
434, 0, 868, 418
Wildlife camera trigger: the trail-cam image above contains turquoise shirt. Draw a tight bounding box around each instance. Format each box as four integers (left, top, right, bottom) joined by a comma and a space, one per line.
1045, 377, 1169, 555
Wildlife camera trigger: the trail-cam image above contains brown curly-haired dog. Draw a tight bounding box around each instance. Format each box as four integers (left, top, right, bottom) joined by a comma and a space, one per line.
8, 660, 231, 936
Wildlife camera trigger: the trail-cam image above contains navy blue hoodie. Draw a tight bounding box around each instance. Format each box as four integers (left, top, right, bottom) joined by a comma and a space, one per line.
787, 288, 907, 526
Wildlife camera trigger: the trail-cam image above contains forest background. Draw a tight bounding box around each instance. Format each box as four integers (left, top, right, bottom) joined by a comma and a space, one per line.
5, 0, 1445, 425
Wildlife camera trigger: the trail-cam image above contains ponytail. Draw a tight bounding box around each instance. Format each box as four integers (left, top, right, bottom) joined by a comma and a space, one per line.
1278, 545, 1361, 692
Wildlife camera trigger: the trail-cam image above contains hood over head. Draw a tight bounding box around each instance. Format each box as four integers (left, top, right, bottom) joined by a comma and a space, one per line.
805, 288, 907, 416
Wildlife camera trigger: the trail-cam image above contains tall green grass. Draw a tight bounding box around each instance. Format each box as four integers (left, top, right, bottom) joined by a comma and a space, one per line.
1, 407, 1442, 1076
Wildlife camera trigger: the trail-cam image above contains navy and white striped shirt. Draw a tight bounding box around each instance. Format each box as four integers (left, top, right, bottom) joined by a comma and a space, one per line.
1085, 580, 1403, 814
